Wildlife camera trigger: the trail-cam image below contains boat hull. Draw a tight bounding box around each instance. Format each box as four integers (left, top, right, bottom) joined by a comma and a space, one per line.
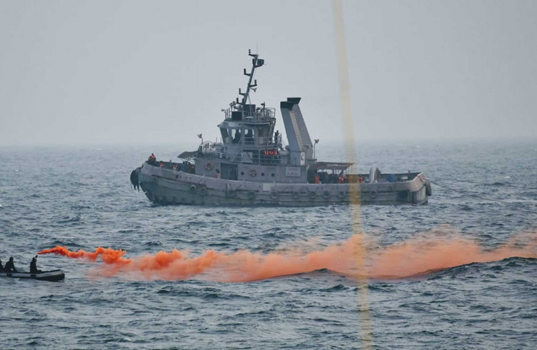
0, 270, 65, 282
135, 163, 430, 206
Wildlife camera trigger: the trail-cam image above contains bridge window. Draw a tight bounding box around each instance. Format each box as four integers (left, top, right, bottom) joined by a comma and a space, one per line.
245, 129, 255, 144
256, 127, 270, 145
220, 128, 230, 143
230, 129, 242, 144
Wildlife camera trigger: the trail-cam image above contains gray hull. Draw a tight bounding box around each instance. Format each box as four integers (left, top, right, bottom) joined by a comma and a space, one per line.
0, 270, 65, 282
136, 163, 430, 206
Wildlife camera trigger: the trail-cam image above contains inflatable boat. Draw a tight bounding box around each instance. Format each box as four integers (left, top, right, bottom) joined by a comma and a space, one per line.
0, 269, 65, 282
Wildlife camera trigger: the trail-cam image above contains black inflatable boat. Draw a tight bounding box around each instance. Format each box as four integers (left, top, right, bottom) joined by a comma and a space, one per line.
0, 269, 65, 282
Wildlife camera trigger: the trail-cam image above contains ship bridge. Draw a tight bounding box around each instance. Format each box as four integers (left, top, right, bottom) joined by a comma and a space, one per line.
188, 50, 305, 183
217, 49, 282, 154
218, 104, 278, 148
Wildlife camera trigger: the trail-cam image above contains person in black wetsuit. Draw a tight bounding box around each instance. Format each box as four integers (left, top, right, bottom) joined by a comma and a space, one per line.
30, 256, 42, 274
4, 257, 17, 273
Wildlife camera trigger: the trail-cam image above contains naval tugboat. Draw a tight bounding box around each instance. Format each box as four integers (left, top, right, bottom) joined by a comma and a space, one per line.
130, 50, 431, 206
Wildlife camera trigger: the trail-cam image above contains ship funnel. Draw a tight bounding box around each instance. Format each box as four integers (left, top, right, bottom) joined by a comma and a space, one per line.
280, 97, 313, 166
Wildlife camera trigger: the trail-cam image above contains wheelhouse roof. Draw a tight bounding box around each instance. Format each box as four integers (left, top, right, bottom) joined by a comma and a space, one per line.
308, 162, 354, 171
177, 151, 198, 159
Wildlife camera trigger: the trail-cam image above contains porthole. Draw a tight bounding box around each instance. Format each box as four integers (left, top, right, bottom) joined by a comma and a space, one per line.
261, 173, 265, 176
271, 173, 275, 177
240, 172, 244, 176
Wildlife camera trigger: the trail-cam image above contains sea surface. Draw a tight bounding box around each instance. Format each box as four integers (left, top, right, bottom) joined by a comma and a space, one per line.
1, 140, 536, 349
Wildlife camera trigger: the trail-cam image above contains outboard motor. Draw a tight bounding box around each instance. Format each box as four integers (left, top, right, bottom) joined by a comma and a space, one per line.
130, 167, 141, 191
368, 167, 381, 183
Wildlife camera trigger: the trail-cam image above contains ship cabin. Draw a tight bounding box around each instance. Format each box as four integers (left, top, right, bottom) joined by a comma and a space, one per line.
190, 50, 307, 183
189, 50, 356, 184
218, 102, 281, 165
193, 100, 300, 183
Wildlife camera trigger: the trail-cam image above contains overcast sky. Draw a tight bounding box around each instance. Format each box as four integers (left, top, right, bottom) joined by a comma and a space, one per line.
0, 0, 536, 146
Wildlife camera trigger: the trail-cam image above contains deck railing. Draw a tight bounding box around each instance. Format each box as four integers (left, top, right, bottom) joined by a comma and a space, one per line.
223, 107, 276, 122
197, 150, 282, 166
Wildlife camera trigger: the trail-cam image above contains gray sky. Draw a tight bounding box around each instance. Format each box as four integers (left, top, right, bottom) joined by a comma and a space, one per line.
0, 0, 536, 146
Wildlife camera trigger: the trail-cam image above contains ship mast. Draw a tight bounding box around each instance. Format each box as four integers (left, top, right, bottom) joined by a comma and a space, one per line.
238, 49, 264, 107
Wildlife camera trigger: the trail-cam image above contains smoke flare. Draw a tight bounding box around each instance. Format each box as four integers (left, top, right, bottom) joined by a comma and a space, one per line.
39, 246, 131, 265
39, 230, 537, 282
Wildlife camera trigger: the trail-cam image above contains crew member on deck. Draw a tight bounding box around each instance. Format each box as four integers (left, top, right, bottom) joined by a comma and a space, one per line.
216, 169, 221, 179
4, 257, 17, 273
30, 255, 42, 274
148, 153, 156, 165
338, 171, 345, 184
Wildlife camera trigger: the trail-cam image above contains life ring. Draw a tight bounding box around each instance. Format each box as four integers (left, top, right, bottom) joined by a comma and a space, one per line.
248, 191, 256, 200
323, 191, 330, 199
250, 169, 257, 177
338, 191, 346, 199
270, 191, 278, 200
292, 191, 300, 199
199, 188, 208, 196
189, 185, 197, 193
369, 190, 378, 199
205, 162, 214, 171
309, 191, 317, 199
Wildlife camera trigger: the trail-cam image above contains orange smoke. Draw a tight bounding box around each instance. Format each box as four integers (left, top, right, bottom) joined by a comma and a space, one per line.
368, 233, 536, 278
39, 246, 131, 266
39, 230, 537, 282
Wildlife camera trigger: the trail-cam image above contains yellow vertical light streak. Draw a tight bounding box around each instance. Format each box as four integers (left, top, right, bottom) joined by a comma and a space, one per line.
333, 0, 374, 348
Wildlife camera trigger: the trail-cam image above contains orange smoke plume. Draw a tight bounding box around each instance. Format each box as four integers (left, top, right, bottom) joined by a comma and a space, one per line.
368, 232, 537, 278
39, 230, 537, 282
39, 246, 131, 266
